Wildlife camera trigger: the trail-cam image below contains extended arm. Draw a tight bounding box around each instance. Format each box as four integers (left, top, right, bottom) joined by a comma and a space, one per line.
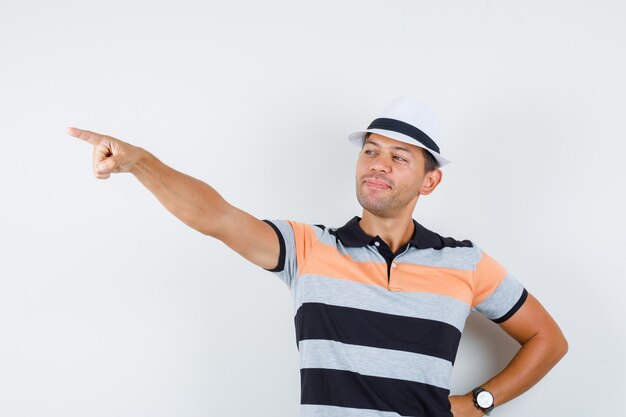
450, 293, 568, 416
68, 127, 282, 270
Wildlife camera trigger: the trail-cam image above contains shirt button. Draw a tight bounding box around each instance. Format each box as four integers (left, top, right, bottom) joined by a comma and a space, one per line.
374, 241, 380, 247
391, 262, 397, 268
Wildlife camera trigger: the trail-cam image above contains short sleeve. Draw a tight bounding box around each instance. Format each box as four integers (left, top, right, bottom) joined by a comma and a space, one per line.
471, 245, 528, 323
261, 219, 318, 290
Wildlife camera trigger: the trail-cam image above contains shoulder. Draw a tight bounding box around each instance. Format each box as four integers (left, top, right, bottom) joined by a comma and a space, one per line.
436, 234, 474, 249
262, 219, 329, 244
415, 220, 475, 250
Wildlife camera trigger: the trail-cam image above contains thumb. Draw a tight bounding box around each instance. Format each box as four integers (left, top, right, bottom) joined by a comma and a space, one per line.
96, 156, 119, 174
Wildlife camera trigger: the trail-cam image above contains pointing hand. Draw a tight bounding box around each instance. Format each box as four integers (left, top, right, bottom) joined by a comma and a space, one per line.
67, 127, 144, 180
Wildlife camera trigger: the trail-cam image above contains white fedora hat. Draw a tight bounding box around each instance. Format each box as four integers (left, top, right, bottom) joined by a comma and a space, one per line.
347, 96, 451, 167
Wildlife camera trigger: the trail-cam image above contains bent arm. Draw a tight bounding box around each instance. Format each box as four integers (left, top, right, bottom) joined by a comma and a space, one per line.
451, 293, 568, 416
479, 293, 568, 404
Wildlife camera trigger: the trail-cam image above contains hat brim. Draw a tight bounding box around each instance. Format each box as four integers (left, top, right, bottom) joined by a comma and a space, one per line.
347, 128, 451, 167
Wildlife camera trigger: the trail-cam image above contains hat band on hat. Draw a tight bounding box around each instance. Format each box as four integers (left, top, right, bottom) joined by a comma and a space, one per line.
367, 117, 440, 154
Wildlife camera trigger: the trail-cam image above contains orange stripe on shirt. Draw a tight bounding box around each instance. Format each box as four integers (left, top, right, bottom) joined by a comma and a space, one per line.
472, 252, 508, 307
393, 264, 474, 305
289, 221, 322, 277
300, 241, 389, 287
299, 241, 475, 305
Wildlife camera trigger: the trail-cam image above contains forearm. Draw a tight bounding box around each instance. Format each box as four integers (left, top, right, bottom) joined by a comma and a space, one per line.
477, 332, 567, 407
451, 325, 567, 416
130, 148, 228, 236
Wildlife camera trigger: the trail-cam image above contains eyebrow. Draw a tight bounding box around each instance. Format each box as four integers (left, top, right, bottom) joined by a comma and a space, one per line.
364, 139, 413, 154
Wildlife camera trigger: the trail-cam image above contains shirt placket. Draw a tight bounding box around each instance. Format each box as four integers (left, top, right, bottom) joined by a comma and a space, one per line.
388, 244, 411, 292
370, 240, 389, 286
372, 238, 411, 292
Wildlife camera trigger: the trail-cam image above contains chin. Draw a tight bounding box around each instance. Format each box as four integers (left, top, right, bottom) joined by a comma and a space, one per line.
357, 196, 389, 214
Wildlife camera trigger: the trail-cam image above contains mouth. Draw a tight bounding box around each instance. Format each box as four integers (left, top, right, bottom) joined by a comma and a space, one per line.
364, 179, 391, 189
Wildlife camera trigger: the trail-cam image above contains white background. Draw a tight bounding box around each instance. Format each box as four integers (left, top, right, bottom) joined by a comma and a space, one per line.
1, 1, 624, 416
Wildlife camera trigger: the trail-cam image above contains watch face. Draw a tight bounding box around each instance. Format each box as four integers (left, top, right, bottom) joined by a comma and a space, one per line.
477, 391, 494, 408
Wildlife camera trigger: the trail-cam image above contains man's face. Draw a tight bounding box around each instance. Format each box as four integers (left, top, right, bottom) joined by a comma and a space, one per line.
355, 133, 440, 217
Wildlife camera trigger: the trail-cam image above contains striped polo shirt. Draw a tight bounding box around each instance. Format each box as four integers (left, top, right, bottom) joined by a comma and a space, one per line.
261, 215, 528, 417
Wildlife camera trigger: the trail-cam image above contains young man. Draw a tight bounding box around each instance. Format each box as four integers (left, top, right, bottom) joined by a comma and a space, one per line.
68, 97, 567, 417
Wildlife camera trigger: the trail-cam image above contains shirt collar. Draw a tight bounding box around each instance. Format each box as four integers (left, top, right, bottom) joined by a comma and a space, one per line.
334, 215, 442, 249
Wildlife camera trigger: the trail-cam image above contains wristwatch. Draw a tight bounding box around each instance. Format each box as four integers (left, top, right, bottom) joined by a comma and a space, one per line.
472, 386, 494, 415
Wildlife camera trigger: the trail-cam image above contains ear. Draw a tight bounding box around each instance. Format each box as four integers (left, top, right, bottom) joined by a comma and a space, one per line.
418, 168, 443, 196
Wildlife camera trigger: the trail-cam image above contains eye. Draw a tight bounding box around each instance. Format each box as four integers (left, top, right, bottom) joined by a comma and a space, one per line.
393, 156, 407, 162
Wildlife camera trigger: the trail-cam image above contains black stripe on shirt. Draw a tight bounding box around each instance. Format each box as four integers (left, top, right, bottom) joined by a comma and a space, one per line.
294, 302, 462, 364
300, 368, 452, 417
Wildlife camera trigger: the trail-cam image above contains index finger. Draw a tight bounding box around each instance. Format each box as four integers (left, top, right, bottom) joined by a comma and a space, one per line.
67, 127, 106, 145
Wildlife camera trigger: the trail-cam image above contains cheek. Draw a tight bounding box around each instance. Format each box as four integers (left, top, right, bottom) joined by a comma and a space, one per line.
413, 175, 426, 189
356, 158, 368, 172
402, 170, 423, 189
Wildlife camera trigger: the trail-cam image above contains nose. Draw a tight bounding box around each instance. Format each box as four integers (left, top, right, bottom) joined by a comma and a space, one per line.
369, 153, 392, 173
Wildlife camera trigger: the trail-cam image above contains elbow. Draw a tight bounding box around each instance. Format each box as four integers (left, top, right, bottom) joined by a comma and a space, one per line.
547, 318, 569, 361
551, 331, 569, 364
559, 334, 569, 359
556, 322, 569, 358
536, 327, 568, 365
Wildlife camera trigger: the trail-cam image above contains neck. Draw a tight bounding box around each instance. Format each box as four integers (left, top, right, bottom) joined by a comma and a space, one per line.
358, 210, 415, 254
